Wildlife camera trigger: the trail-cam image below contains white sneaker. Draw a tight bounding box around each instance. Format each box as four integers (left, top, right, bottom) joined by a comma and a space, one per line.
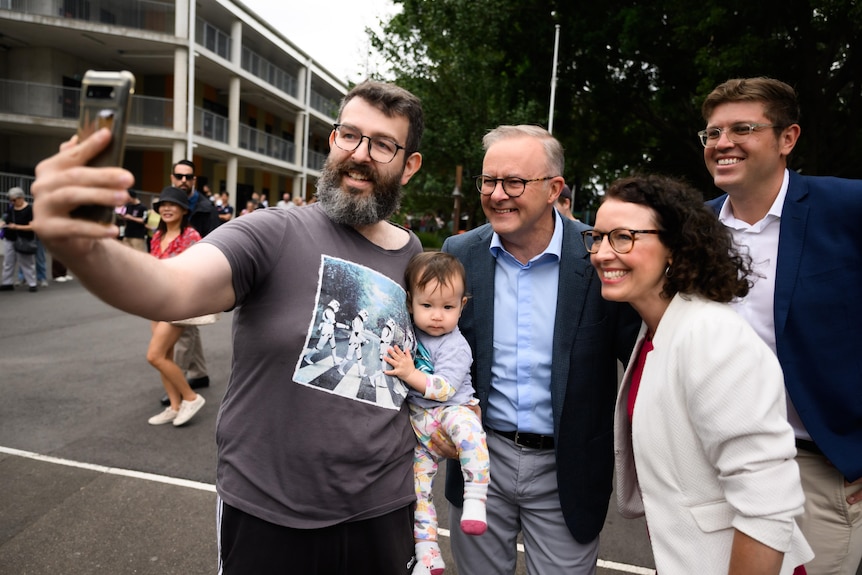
39, 280, 49, 288
148, 407, 178, 425
64, 274, 74, 281
173, 394, 205, 426
54, 276, 68, 283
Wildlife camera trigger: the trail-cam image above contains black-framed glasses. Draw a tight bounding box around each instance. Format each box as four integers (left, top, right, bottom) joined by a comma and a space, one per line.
332, 123, 405, 164
697, 123, 782, 148
581, 229, 661, 254
173, 173, 195, 180
475, 175, 556, 198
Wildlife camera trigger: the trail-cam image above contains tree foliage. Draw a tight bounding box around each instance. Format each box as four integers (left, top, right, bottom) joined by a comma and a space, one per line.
370, 0, 862, 225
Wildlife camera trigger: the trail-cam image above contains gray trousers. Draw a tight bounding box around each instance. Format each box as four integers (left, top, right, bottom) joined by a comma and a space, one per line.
2, 240, 36, 287
449, 430, 600, 575
174, 325, 208, 380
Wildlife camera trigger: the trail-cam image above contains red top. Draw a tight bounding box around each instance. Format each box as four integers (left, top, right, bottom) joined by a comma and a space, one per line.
150, 226, 201, 260
627, 336, 654, 422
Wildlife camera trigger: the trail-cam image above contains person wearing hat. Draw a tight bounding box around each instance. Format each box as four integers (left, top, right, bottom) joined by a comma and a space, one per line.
166, 159, 216, 406
145, 186, 206, 427
555, 184, 578, 221
2, 187, 38, 292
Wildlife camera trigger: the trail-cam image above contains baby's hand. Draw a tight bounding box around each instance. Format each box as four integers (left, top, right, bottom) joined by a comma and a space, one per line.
383, 345, 415, 379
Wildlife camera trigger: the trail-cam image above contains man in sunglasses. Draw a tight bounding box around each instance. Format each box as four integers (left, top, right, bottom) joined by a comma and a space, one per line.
170, 160, 219, 238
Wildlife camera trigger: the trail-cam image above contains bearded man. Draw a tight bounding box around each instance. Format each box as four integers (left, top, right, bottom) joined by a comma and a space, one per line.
31, 80, 425, 575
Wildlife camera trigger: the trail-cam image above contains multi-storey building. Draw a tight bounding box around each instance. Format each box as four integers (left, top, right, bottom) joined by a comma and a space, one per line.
0, 0, 346, 209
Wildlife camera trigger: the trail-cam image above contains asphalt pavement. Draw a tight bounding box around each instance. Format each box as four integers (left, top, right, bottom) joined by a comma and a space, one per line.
0, 265, 657, 575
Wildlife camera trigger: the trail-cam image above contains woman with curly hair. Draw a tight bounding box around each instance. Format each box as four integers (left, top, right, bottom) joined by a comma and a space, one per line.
584, 174, 813, 574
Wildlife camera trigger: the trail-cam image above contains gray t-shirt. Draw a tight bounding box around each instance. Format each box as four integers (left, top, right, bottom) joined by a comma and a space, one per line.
204, 204, 422, 528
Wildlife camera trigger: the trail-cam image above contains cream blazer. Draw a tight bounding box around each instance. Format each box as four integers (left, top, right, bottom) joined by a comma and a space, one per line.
614, 294, 813, 574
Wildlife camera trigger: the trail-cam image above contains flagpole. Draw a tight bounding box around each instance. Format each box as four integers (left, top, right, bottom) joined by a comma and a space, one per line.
548, 23, 561, 134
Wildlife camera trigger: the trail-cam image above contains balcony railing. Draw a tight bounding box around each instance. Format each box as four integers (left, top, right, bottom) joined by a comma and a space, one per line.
307, 149, 327, 171
3, 0, 175, 34
194, 107, 229, 143
239, 125, 295, 163
130, 94, 173, 128
241, 46, 298, 98
196, 17, 230, 60
0, 79, 172, 129
309, 89, 338, 118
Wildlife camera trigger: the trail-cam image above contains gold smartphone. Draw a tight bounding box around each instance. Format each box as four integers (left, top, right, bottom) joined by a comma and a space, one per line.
73, 70, 136, 223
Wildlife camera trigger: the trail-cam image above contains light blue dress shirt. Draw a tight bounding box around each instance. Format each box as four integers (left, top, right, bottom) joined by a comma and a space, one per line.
484, 211, 563, 435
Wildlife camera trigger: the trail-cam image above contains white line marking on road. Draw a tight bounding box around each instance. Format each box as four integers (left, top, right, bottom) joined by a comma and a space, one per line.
0, 445, 216, 492
1, 446, 656, 574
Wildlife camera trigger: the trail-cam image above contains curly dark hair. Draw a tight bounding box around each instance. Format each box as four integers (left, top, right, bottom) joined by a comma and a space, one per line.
603, 175, 752, 303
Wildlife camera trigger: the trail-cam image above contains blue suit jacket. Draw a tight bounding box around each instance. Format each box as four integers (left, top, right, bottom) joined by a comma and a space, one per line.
707, 170, 862, 481
442, 216, 640, 543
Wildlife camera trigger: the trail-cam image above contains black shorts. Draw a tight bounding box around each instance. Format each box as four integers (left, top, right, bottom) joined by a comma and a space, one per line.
217, 499, 415, 575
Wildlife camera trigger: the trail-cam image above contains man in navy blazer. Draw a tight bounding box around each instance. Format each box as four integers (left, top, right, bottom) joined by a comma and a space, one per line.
701, 77, 862, 575
441, 125, 639, 575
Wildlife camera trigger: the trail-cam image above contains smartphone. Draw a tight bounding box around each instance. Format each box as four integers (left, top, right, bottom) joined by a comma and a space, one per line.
72, 70, 136, 223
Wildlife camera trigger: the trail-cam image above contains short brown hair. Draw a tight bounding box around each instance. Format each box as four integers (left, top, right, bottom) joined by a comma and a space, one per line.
338, 81, 424, 158
701, 77, 800, 129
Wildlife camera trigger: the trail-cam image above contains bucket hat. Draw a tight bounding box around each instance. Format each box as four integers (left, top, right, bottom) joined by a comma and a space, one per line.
153, 186, 190, 211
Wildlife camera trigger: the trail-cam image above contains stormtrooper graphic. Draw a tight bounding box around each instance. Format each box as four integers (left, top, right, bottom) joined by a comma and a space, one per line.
338, 309, 370, 376
302, 298, 348, 366
294, 255, 414, 410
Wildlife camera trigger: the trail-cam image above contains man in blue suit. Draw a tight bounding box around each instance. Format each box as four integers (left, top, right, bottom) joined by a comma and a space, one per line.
441, 125, 639, 575
702, 77, 862, 575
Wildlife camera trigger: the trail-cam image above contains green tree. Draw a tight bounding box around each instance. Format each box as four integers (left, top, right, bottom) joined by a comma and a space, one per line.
372, 0, 862, 224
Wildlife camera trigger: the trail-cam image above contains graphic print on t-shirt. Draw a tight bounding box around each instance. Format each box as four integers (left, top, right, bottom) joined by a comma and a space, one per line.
294, 255, 414, 410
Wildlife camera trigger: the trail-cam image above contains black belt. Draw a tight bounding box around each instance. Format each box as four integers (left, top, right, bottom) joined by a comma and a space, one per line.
795, 438, 823, 456
489, 428, 554, 450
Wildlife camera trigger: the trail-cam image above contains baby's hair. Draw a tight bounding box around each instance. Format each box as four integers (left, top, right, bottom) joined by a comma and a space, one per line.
404, 252, 467, 302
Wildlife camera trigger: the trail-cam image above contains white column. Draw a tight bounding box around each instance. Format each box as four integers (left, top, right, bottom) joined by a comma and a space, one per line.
186, 0, 196, 160
172, 141, 185, 166
174, 0, 189, 37
227, 157, 238, 209
229, 77, 240, 148
173, 48, 188, 134
231, 19, 242, 66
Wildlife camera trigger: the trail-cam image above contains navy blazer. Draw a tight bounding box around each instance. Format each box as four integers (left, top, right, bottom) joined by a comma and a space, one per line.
707, 170, 862, 481
442, 216, 640, 543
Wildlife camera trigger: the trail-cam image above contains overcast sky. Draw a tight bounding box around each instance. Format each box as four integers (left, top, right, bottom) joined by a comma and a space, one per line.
241, 0, 397, 83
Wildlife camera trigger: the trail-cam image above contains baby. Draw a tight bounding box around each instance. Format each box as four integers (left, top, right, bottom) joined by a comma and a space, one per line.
385, 252, 489, 575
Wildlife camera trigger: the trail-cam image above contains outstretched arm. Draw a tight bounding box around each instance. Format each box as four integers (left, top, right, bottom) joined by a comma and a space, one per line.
31, 129, 235, 320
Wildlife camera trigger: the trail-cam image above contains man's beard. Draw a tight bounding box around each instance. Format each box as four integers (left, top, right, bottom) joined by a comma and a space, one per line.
316, 158, 403, 227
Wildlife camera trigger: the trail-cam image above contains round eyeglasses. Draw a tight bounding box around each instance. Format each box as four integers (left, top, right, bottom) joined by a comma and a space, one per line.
581, 229, 661, 254
332, 123, 405, 164
697, 123, 782, 148
475, 175, 556, 198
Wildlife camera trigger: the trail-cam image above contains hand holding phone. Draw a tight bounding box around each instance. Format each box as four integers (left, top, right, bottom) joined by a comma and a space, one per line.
72, 70, 135, 223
